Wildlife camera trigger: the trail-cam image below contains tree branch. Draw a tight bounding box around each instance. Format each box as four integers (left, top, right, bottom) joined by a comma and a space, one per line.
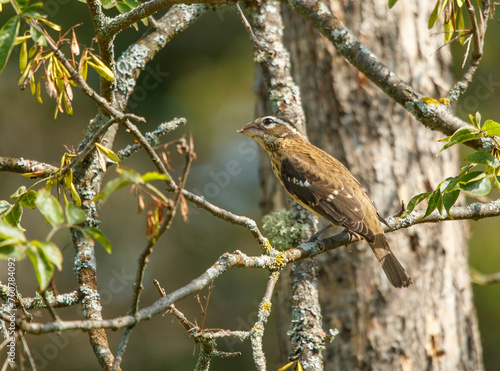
0, 286, 80, 310
106, 0, 229, 37
280, 0, 497, 152
0, 157, 58, 176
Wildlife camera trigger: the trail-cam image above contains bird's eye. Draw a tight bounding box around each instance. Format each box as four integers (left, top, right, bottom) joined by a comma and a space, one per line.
262, 117, 274, 126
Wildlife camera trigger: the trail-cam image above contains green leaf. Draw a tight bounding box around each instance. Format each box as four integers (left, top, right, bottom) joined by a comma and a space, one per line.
443, 189, 460, 218
124, 0, 141, 8
101, 0, 117, 9
475, 112, 482, 128
19, 190, 37, 209
0, 245, 26, 260
465, 151, 500, 167
116, 1, 132, 13
441, 176, 460, 193
35, 190, 64, 226
437, 126, 482, 155
0, 200, 12, 218
458, 171, 487, 184
0, 16, 20, 74
95, 143, 121, 163
10, 185, 27, 200
32, 240, 62, 271
428, 0, 440, 29
444, 19, 453, 43
423, 190, 441, 219
21, 2, 44, 17
0, 219, 26, 242
469, 113, 478, 128
4, 203, 23, 227
13, 0, 29, 11
482, 119, 500, 137
117, 167, 143, 184
27, 244, 53, 290
458, 176, 492, 196
456, 6, 466, 45
141, 172, 171, 183
406, 192, 431, 213
388, 0, 398, 8
94, 177, 131, 203
65, 202, 86, 225
69, 182, 82, 207
85, 227, 111, 254
450, 125, 481, 142
29, 23, 46, 47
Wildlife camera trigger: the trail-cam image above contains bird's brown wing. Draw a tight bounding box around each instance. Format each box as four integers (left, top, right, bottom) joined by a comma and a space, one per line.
279, 154, 376, 242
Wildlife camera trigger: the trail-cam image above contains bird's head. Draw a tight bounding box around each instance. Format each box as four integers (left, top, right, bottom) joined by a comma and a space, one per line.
237, 116, 301, 151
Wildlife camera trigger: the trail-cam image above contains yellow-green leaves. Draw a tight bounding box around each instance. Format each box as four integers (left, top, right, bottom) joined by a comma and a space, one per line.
1, 184, 111, 289
87, 53, 115, 82
95, 143, 121, 163
425, 0, 468, 44
0, 16, 20, 73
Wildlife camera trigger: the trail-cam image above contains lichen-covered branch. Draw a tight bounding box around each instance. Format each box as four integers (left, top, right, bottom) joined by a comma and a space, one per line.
0, 157, 58, 175
106, 0, 229, 37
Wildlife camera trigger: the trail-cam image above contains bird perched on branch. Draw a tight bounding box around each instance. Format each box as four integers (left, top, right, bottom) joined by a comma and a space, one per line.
238, 115, 411, 288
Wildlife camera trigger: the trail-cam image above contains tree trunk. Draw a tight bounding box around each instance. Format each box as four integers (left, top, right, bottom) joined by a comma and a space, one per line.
257, 1, 483, 369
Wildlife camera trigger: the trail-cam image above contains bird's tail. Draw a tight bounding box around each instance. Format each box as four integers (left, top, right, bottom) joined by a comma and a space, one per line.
371, 234, 412, 288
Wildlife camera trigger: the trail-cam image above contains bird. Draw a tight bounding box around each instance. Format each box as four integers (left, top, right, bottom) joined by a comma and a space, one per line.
238, 115, 411, 288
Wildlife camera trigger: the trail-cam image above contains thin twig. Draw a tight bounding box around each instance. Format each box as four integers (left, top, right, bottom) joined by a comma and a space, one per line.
20, 332, 37, 371
199, 279, 214, 330
471, 268, 500, 285
234, 2, 274, 55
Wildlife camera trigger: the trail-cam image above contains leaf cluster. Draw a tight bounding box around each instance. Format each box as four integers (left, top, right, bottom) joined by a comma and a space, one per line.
0, 0, 114, 118
406, 113, 500, 218
0, 151, 115, 290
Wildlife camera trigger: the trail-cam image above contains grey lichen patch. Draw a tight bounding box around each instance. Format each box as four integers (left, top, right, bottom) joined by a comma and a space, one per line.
152, 34, 167, 48
262, 208, 311, 251
115, 44, 149, 94
79, 284, 102, 315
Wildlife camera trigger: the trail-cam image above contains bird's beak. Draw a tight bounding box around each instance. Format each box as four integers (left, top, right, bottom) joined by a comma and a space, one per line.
237, 121, 260, 138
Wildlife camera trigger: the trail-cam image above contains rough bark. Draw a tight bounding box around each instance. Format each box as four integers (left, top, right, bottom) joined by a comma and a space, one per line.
257, 0, 483, 370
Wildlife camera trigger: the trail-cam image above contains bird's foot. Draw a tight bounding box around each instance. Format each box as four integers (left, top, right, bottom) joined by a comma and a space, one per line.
343, 229, 362, 252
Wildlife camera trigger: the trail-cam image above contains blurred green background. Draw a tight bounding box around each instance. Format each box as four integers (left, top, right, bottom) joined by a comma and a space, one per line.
0, 3, 499, 370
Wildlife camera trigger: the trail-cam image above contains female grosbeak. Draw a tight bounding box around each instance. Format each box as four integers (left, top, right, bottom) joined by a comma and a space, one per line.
238, 116, 411, 288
